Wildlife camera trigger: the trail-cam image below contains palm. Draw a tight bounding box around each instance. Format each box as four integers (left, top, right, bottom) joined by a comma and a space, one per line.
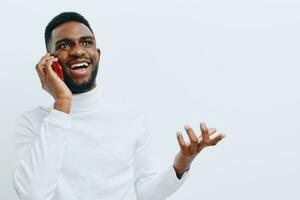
177, 122, 225, 158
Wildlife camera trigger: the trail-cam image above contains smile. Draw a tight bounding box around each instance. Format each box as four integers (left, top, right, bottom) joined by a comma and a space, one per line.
71, 62, 89, 70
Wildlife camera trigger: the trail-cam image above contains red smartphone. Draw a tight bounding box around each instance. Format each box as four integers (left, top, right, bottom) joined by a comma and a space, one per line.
51, 62, 64, 81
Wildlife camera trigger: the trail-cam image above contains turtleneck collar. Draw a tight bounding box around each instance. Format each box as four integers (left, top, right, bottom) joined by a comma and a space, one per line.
70, 85, 101, 113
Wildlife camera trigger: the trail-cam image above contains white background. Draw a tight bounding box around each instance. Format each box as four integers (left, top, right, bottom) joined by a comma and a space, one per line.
1, 0, 300, 199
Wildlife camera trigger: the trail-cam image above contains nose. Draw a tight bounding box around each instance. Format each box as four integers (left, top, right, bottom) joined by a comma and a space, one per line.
69, 44, 85, 57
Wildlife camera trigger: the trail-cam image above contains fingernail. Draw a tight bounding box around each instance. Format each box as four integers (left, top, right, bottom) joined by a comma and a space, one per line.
184, 125, 191, 130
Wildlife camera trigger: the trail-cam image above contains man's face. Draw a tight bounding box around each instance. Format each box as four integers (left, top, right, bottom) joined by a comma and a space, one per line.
48, 21, 100, 94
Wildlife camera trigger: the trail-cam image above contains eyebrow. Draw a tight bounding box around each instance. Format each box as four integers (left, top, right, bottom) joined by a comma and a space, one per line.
55, 36, 96, 46
80, 36, 95, 41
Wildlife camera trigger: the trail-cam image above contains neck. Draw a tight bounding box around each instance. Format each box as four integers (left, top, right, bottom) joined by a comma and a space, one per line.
70, 85, 101, 113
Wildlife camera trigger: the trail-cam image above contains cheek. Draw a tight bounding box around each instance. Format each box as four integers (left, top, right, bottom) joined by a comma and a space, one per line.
89, 48, 100, 62
94, 55, 99, 63
57, 53, 69, 64
55, 51, 68, 61
94, 52, 100, 63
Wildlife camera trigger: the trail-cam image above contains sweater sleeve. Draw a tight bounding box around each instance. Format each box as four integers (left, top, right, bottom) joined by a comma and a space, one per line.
12, 109, 71, 200
133, 114, 189, 200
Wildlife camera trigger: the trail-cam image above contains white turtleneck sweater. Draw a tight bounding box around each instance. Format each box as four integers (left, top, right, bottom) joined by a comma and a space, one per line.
12, 86, 189, 200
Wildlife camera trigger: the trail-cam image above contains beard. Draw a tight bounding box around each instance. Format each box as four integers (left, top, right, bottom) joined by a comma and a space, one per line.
62, 62, 99, 94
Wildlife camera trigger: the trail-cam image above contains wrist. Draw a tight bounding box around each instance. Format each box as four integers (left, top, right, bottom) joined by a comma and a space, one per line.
173, 152, 193, 174
54, 98, 72, 114
55, 93, 72, 101
173, 165, 189, 179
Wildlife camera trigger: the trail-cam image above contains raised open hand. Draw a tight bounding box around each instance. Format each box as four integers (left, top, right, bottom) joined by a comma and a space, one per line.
173, 122, 225, 174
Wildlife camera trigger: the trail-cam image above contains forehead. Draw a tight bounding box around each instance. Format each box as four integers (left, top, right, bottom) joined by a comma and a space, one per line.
51, 21, 94, 42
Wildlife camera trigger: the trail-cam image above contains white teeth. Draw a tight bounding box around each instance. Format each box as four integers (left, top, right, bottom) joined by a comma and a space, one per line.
71, 62, 89, 69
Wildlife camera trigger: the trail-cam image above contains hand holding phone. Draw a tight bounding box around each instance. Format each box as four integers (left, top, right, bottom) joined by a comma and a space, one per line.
51, 62, 64, 81
36, 53, 72, 113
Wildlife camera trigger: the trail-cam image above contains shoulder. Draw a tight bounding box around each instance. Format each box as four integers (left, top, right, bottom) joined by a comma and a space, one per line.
16, 106, 52, 135
21, 105, 51, 121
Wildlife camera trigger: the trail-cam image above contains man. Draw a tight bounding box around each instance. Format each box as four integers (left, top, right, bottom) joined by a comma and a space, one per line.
13, 12, 225, 200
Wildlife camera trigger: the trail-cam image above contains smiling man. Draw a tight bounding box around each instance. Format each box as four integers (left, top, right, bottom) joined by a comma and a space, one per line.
13, 12, 225, 200
47, 19, 100, 94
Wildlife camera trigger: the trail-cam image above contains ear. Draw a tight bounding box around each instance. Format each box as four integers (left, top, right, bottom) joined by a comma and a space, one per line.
97, 48, 101, 60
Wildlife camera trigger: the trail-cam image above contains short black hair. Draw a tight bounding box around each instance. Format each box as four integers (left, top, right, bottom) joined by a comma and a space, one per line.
44, 12, 94, 51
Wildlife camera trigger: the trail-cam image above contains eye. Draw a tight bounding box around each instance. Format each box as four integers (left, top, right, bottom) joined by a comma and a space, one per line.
59, 43, 70, 49
57, 43, 70, 49
83, 40, 93, 46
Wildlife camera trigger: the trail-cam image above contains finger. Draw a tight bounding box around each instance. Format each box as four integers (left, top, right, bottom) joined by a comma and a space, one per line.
36, 53, 53, 77
208, 134, 225, 146
36, 71, 45, 89
44, 58, 59, 76
184, 125, 198, 152
39, 53, 52, 65
35, 62, 46, 85
35, 63, 45, 78
176, 131, 187, 150
197, 128, 217, 141
200, 122, 210, 144
40, 52, 51, 61
36, 53, 56, 88
44, 57, 58, 67
40, 54, 58, 70
208, 128, 217, 135
43, 56, 56, 67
